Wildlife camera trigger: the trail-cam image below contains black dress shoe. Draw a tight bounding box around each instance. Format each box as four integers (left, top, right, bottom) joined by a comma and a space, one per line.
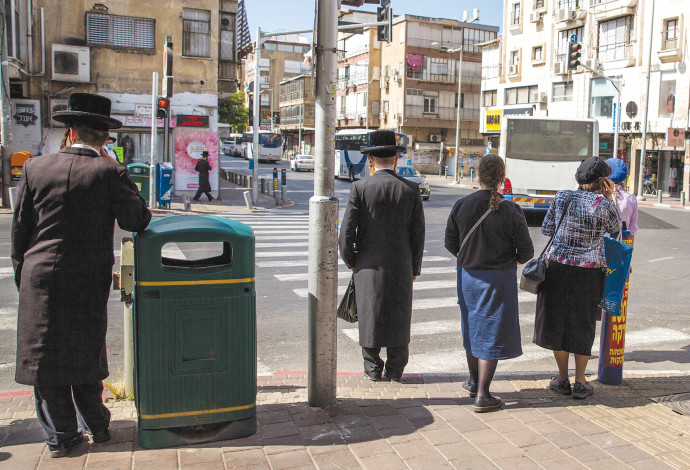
462, 381, 478, 397
365, 371, 390, 382
383, 373, 401, 382
91, 429, 111, 443
48, 432, 83, 458
473, 396, 503, 413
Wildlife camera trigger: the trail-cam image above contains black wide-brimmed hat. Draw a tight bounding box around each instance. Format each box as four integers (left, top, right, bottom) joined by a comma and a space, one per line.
362, 130, 406, 158
52, 93, 122, 131
201, 151, 209, 157
576, 156, 609, 184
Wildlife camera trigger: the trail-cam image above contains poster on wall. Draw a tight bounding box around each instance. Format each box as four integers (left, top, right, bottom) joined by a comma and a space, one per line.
174, 129, 219, 192
12, 99, 42, 155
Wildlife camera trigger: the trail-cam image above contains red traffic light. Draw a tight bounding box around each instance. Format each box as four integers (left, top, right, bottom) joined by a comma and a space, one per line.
157, 97, 169, 109
157, 97, 169, 119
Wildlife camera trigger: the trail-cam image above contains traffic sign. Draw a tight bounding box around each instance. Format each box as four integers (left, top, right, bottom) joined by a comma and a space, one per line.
570, 33, 577, 43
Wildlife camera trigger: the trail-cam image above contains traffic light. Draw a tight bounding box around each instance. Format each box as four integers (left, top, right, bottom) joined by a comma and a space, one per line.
377, 5, 392, 42
568, 42, 582, 71
156, 96, 169, 119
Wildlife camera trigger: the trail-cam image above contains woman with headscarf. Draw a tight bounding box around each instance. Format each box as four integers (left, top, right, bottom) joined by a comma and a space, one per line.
534, 156, 621, 399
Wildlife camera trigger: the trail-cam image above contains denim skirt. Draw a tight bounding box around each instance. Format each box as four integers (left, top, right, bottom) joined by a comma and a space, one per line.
457, 268, 522, 361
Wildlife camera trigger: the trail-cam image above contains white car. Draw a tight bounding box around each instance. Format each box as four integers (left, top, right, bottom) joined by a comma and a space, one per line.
396, 166, 431, 200
291, 154, 314, 171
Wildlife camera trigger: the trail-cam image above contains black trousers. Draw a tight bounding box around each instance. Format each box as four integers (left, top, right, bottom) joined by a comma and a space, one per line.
193, 189, 213, 201
34, 382, 110, 446
362, 345, 409, 379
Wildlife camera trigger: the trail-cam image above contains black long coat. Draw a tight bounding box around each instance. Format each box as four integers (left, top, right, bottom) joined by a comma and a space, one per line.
339, 169, 425, 348
11, 147, 151, 386
195, 158, 212, 193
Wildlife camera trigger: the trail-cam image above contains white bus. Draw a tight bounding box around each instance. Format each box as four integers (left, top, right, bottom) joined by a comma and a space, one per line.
221, 133, 243, 157
242, 131, 283, 163
334, 129, 407, 181
499, 116, 599, 211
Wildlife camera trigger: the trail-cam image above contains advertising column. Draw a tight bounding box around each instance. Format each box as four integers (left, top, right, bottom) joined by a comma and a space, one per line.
173, 115, 219, 193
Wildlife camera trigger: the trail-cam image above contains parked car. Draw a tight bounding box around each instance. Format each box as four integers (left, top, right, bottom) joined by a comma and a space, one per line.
396, 166, 431, 200
291, 154, 314, 171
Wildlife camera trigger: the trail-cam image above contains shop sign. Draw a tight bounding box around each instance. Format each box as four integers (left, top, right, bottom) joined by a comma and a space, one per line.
112, 114, 177, 128
599, 142, 608, 150
176, 115, 209, 128
503, 107, 533, 117
667, 128, 685, 147
135, 104, 152, 117
485, 110, 501, 132
13, 102, 38, 127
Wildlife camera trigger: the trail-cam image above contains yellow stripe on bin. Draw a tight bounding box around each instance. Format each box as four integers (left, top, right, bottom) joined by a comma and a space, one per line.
140, 402, 256, 420
138, 278, 254, 286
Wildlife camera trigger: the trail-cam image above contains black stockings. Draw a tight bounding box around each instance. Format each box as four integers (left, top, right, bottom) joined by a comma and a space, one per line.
465, 352, 498, 398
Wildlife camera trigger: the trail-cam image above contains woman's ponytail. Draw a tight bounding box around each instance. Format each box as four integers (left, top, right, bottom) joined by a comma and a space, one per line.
478, 155, 506, 211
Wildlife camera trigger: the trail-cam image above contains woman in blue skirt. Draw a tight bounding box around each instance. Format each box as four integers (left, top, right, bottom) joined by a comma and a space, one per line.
445, 155, 534, 412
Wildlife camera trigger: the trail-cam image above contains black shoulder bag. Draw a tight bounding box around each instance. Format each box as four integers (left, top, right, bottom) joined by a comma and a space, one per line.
519, 193, 573, 294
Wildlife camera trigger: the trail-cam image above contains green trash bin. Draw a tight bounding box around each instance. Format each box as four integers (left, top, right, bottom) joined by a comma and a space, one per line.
127, 163, 150, 204
133, 215, 256, 449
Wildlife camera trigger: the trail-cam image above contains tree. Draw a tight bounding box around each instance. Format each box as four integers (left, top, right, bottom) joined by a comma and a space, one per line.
219, 92, 249, 133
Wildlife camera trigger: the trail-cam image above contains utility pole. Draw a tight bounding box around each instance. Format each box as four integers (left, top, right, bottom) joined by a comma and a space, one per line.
251, 27, 261, 205
308, 0, 338, 408
454, 47, 463, 183
637, 0, 655, 200
149, 73, 159, 210
0, 0, 13, 208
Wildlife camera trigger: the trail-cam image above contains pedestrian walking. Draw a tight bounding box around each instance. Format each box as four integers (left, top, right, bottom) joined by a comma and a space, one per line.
606, 157, 638, 240
339, 130, 425, 382
103, 136, 118, 161
193, 150, 214, 201
445, 155, 534, 412
533, 156, 621, 399
11, 93, 152, 457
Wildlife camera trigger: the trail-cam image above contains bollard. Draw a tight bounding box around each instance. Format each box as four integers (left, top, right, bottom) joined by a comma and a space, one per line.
597, 230, 633, 385
681, 191, 686, 206
658, 191, 663, 204
273, 168, 280, 205
243, 190, 253, 210
281, 168, 287, 203
181, 193, 191, 212
443, 166, 448, 179
470, 168, 475, 182
261, 177, 266, 194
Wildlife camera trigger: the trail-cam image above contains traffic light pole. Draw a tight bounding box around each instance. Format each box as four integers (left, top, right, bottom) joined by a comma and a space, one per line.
580, 62, 621, 163
149, 73, 158, 210
308, 0, 338, 409
251, 27, 261, 205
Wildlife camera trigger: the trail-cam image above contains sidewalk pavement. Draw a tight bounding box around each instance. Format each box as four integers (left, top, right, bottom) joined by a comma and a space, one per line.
1, 372, 688, 469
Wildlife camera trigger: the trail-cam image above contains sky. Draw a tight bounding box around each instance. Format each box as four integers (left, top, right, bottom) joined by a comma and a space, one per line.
244, 0, 504, 38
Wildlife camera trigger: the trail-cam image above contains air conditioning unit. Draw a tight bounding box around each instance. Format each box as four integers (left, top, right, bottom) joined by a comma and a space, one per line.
553, 61, 567, 75
572, 8, 587, 20
529, 12, 543, 22
392, 113, 399, 120
531, 91, 547, 103
50, 98, 69, 127
508, 64, 519, 75
392, 75, 399, 83
557, 7, 573, 22
52, 44, 90, 83
380, 77, 389, 89
406, 134, 414, 146
585, 58, 601, 70
379, 112, 386, 120
429, 134, 442, 143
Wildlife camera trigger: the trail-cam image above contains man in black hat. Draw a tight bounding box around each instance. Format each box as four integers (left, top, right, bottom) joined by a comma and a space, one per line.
339, 130, 425, 382
193, 150, 214, 201
11, 93, 151, 457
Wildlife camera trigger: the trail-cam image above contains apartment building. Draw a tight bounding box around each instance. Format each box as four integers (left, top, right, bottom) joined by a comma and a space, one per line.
242, 35, 311, 133
481, 0, 688, 197
6, 0, 241, 195
279, 75, 315, 155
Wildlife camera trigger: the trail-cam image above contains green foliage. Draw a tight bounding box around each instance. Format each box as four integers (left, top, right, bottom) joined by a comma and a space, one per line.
219, 92, 249, 133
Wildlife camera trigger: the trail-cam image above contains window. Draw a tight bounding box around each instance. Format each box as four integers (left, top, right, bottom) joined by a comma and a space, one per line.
558, 0, 581, 8
85, 12, 155, 50
383, 101, 390, 112
5, 0, 20, 56
511, 3, 521, 25
219, 6, 236, 79
589, 77, 620, 118
532, 46, 543, 62
553, 82, 573, 101
183, 9, 211, 58
284, 60, 303, 74
510, 50, 520, 65
658, 73, 676, 116
483, 90, 497, 107
423, 96, 437, 114
662, 18, 679, 50
534, 0, 544, 8
556, 27, 583, 63
597, 16, 634, 62
505, 85, 537, 105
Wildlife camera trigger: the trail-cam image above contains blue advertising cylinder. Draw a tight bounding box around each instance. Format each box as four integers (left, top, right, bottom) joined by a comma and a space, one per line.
281, 168, 286, 185
597, 230, 633, 385
272, 168, 278, 192
156, 162, 173, 209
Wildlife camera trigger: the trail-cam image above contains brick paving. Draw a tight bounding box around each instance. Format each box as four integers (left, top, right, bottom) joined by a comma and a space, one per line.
0, 373, 688, 469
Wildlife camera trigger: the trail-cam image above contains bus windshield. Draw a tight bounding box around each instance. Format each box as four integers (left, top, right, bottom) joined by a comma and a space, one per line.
506, 119, 593, 161
259, 133, 282, 148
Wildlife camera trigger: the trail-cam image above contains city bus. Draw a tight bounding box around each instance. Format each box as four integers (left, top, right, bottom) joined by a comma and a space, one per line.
334, 129, 407, 181
499, 116, 599, 211
221, 133, 243, 157
242, 130, 283, 163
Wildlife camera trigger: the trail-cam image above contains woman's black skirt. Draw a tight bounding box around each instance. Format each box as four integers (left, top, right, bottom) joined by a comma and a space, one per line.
533, 260, 604, 356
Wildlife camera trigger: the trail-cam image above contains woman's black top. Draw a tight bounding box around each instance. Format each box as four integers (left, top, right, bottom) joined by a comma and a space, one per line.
445, 190, 534, 270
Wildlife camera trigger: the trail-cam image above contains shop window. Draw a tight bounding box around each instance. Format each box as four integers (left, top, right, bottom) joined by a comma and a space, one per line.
183, 9, 211, 57
589, 77, 620, 118
658, 73, 676, 116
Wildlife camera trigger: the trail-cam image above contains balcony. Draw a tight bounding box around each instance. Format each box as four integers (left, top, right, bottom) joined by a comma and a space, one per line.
405, 105, 480, 122
658, 29, 682, 63
592, 0, 637, 21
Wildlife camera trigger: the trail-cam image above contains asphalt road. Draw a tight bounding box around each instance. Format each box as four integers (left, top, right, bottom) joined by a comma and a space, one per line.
0, 156, 687, 392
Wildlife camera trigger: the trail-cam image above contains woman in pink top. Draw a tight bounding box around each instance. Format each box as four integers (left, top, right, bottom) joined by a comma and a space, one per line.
606, 158, 639, 238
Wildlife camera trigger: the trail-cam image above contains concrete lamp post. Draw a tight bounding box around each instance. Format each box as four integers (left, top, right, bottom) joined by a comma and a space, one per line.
432, 42, 463, 183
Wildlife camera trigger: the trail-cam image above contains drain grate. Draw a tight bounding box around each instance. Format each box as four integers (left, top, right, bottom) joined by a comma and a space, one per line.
650, 393, 690, 416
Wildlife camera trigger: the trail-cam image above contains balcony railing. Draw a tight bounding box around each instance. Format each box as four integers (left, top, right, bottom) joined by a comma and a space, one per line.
405, 105, 479, 121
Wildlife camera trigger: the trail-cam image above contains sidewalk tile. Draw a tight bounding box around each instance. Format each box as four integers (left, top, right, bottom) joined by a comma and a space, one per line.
178, 447, 223, 465
259, 420, 299, 439
369, 415, 411, 430
298, 423, 343, 446
435, 440, 482, 460
634, 438, 679, 456
564, 444, 614, 463
131, 448, 177, 462
0, 454, 42, 470
447, 417, 489, 433
486, 417, 530, 434
310, 449, 361, 469
361, 405, 398, 417
133, 457, 178, 470
398, 406, 432, 420
222, 448, 268, 468
258, 410, 292, 424
449, 455, 498, 469
333, 414, 370, 430
526, 419, 569, 435
503, 429, 546, 448
404, 452, 453, 469
0, 441, 47, 458
521, 442, 569, 463
582, 459, 632, 470
267, 448, 314, 470
408, 416, 450, 431
391, 438, 436, 459
262, 434, 305, 454
433, 407, 474, 421
419, 428, 463, 446
293, 409, 331, 427
586, 432, 631, 449
460, 428, 505, 446
506, 408, 547, 423
306, 443, 348, 456
628, 458, 676, 470
348, 440, 394, 458
85, 456, 133, 469
477, 441, 523, 460
545, 430, 591, 448
37, 454, 87, 470
604, 444, 657, 464
539, 457, 588, 470
359, 452, 407, 470
493, 455, 541, 470
379, 426, 420, 444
